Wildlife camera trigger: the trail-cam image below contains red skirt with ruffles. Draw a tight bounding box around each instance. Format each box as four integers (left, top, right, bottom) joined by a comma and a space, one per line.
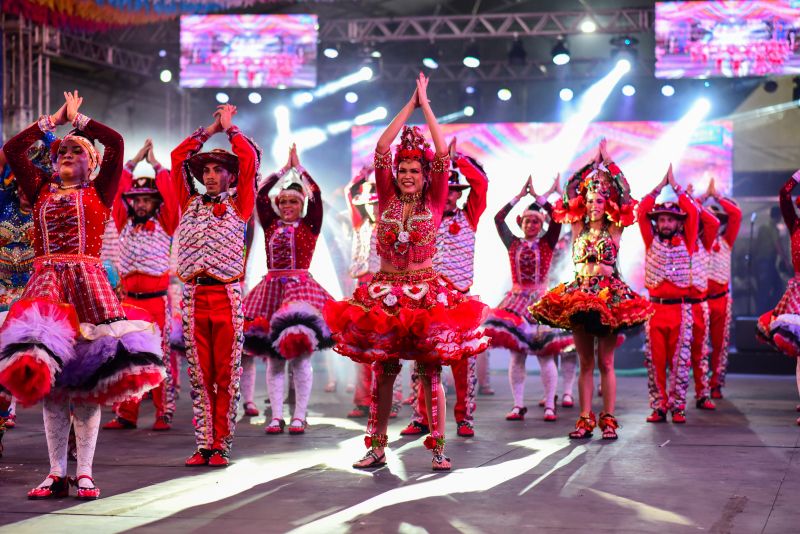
757, 275, 800, 358
529, 274, 653, 337
323, 268, 489, 365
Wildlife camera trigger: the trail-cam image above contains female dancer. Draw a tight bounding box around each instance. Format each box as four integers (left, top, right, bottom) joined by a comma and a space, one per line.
243, 144, 332, 435
529, 139, 652, 440
757, 168, 800, 425
484, 176, 573, 422
0, 91, 164, 498
325, 73, 488, 471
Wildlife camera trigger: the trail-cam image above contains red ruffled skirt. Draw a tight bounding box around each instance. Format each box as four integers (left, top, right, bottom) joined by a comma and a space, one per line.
757, 275, 800, 357
323, 268, 489, 365
529, 274, 653, 337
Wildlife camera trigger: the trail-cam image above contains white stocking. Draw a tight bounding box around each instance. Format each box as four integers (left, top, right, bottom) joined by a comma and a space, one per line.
560, 352, 578, 398
267, 357, 286, 421
290, 356, 313, 423
42, 397, 71, 485
72, 403, 101, 488
241, 357, 256, 404
537, 355, 558, 410
509, 352, 528, 407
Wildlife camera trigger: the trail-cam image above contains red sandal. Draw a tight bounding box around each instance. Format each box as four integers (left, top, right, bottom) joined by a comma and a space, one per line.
265, 418, 286, 434
288, 418, 307, 435
71, 475, 100, 500
598, 412, 619, 440
27, 475, 69, 499
505, 406, 527, 421
568, 412, 596, 439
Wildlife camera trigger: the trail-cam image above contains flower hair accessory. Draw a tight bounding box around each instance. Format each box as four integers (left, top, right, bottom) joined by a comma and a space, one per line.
393, 125, 434, 170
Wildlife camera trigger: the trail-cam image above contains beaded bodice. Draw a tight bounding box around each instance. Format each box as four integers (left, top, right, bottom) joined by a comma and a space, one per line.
572, 224, 617, 267
265, 219, 318, 270
376, 192, 436, 270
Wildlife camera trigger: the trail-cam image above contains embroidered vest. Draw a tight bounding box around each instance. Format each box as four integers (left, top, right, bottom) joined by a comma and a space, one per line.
119, 218, 172, 277
708, 238, 732, 285
645, 237, 692, 289
690, 239, 710, 292
177, 195, 245, 282
433, 210, 476, 291
350, 220, 379, 279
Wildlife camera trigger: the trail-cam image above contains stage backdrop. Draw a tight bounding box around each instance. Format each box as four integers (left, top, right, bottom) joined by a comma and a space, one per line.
351, 121, 733, 305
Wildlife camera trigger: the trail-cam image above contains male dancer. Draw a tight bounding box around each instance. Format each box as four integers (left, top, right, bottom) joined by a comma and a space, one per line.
103, 139, 180, 431
400, 138, 488, 437
171, 104, 260, 466
639, 166, 698, 424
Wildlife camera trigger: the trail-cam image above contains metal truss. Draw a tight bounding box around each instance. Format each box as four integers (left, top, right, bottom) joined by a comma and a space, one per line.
56, 31, 155, 77
320, 8, 654, 43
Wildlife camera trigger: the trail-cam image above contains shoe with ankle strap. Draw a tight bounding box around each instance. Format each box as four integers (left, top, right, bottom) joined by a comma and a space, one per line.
28, 475, 69, 499
72, 475, 100, 500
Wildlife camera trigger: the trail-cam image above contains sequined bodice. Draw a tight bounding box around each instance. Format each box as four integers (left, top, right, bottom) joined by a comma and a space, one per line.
572, 225, 617, 266
376, 193, 436, 270
265, 220, 318, 270
34, 185, 109, 258
510, 238, 553, 287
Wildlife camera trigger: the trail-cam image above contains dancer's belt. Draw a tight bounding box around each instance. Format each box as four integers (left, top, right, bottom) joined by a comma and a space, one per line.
125, 289, 168, 300
265, 269, 309, 282
650, 296, 705, 305
34, 253, 101, 266
706, 290, 730, 301
191, 276, 241, 286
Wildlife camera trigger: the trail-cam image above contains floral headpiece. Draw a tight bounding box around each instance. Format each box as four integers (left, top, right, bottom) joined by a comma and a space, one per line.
269, 166, 313, 216
552, 160, 637, 227
393, 125, 434, 171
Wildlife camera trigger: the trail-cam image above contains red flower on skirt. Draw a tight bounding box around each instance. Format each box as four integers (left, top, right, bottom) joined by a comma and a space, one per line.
212, 203, 227, 218
410, 231, 423, 243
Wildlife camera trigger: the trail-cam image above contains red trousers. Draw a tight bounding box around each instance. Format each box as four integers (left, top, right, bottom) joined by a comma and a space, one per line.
184, 283, 244, 453
116, 294, 173, 423
414, 355, 477, 425
645, 302, 692, 411
708, 294, 731, 389
689, 301, 711, 399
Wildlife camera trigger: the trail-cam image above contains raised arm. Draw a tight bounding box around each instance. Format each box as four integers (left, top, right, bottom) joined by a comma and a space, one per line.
495, 178, 531, 249
541, 202, 562, 249
228, 126, 260, 221
3, 119, 53, 203
302, 169, 323, 235
170, 127, 210, 209
699, 203, 721, 251
637, 192, 657, 249
112, 160, 136, 232
376, 89, 417, 155
81, 115, 125, 208
718, 196, 742, 247
454, 154, 489, 230
255, 172, 282, 231
779, 171, 799, 233
677, 191, 699, 254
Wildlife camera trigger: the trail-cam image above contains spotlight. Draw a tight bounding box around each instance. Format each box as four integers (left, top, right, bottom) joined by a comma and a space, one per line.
277, 84, 287, 90
694, 97, 712, 114
497, 88, 512, 101
704, 81, 711, 88
158, 49, 167, 58
463, 44, 480, 68
370, 50, 382, 58
159, 69, 173, 83
293, 92, 314, 106
465, 86, 476, 95
323, 47, 339, 59
764, 80, 778, 93
359, 66, 374, 80
551, 39, 570, 66
345, 91, 359, 103
354, 106, 388, 126
463, 105, 475, 117
559, 88, 574, 101
661, 84, 676, 97
610, 35, 639, 64
215, 92, 229, 104
248, 92, 262, 104
508, 39, 527, 66
615, 59, 632, 74
422, 57, 439, 69
580, 19, 597, 33
622, 84, 636, 96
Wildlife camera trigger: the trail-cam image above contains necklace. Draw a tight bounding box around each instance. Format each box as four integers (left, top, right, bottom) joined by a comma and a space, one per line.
59, 182, 82, 190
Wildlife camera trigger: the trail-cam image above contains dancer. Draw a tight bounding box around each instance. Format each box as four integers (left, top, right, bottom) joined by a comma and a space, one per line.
0, 91, 165, 498
103, 139, 179, 431
698, 179, 741, 399
243, 144, 332, 435
345, 165, 381, 419
402, 137, 488, 438
484, 175, 573, 422
638, 166, 699, 424
172, 103, 260, 466
529, 139, 652, 440
324, 73, 489, 470
685, 185, 720, 412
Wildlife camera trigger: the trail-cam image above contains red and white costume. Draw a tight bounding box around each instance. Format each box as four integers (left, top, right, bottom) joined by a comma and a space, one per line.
408, 154, 488, 434
171, 125, 259, 457
707, 198, 741, 392
243, 166, 333, 432
107, 161, 181, 427
324, 126, 489, 456
639, 193, 698, 415
0, 114, 164, 493
758, 172, 800, 358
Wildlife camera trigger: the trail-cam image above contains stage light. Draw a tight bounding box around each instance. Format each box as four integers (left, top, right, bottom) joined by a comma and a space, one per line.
359, 66, 374, 80
559, 88, 574, 101
465, 86, 476, 95
292, 92, 314, 106
354, 106, 388, 126
293, 127, 328, 152
158, 49, 167, 58
508, 39, 526, 66
248, 92, 262, 104
463, 44, 480, 68
345, 91, 359, 103
370, 50, 382, 58
215, 92, 229, 104
704, 81, 711, 88
622, 84, 636, 96
277, 84, 287, 90
159, 69, 172, 83
326, 120, 353, 135
615, 59, 632, 74
661, 84, 675, 97
323, 47, 339, 59
423, 57, 439, 69
274, 105, 290, 134
464, 105, 475, 117
497, 88, 512, 101
694, 97, 712, 115
580, 19, 597, 33
551, 39, 570, 66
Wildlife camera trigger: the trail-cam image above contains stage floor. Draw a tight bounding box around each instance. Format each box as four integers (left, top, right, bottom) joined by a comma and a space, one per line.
0, 372, 798, 533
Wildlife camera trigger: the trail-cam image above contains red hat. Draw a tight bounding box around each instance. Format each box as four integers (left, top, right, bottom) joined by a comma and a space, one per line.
448, 170, 469, 191
187, 149, 239, 184
122, 177, 161, 205
647, 201, 687, 220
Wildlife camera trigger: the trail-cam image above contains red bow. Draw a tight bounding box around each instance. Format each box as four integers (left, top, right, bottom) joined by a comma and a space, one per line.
448, 222, 460, 235
212, 204, 227, 218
